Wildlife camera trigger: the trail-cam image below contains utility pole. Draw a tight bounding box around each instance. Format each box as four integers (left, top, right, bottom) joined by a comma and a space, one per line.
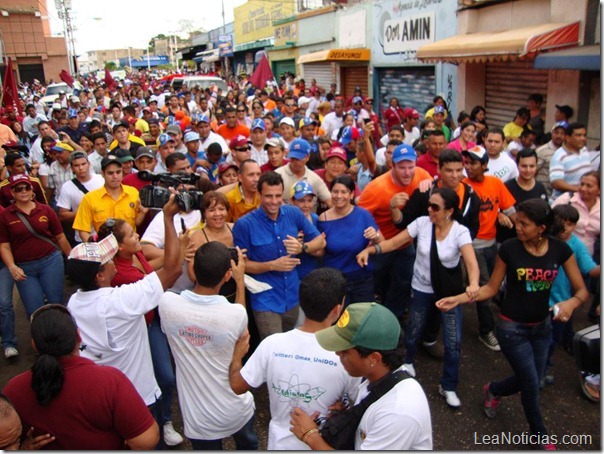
55, 0, 77, 74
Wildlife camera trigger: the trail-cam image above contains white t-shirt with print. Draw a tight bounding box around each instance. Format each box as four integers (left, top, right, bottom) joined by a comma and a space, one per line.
485, 153, 519, 183
407, 216, 472, 294
241, 329, 360, 450
159, 291, 255, 440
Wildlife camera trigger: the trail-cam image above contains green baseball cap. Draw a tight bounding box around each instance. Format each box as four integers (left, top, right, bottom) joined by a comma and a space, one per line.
315, 302, 401, 352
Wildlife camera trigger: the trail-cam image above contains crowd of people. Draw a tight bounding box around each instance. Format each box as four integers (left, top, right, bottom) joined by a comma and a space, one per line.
0, 70, 600, 450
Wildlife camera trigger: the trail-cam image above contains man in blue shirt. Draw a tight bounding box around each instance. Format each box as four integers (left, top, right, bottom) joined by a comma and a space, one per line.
233, 171, 326, 339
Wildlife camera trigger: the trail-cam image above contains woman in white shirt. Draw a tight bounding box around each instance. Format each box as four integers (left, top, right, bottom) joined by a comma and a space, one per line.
358, 187, 479, 408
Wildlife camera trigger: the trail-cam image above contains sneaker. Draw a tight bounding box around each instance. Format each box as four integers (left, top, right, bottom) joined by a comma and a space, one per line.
580, 374, 600, 402
4, 347, 18, 359
403, 363, 416, 378
163, 421, 184, 446
479, 332, 501, 351
483, 383, 501, 418
438, 385, 461, 408
422, 340, 444, 359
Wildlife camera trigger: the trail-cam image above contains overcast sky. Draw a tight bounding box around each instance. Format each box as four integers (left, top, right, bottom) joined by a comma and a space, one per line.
45, 0, 247, 56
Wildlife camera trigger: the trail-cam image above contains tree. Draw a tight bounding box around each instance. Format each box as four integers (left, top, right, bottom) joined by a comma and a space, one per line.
106, 61, 117, 71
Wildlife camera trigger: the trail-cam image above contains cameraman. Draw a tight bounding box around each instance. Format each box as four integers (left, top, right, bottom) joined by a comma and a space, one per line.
141, 152, 201, 293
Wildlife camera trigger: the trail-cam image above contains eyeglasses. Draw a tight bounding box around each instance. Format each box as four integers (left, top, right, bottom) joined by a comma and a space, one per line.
235, 147, 251, 152
253, 105, 262, 109
427, 203, 443, 212
13, 185, 32, 193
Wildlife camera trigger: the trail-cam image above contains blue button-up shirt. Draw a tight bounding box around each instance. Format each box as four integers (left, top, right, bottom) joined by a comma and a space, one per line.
233, 205, 320, 313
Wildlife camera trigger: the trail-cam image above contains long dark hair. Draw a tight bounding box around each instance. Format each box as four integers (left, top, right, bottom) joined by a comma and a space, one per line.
30, 305, 79, 405
516, 199, 554, 235
432, 187, 461, 222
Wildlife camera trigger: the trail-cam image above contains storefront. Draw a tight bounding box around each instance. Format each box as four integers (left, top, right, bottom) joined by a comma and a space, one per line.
371, 0, 458, 124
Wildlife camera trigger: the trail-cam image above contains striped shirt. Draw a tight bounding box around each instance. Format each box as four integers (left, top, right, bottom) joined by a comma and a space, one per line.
549, 146, 592, 200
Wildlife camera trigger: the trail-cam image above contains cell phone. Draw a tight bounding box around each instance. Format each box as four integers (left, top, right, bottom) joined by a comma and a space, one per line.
228, 247, 239, 265
363, 118, 371, 124
180, 218, 186, 234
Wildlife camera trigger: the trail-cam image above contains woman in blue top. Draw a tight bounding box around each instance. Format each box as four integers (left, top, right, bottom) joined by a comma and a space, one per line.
318, 175, 381, 304
290, 181, 321, 281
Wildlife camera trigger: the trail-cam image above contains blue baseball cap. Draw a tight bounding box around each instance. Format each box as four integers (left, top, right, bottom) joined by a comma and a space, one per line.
392, 144, 417, 164
352, 96, 363, 104
289, 138, 311, 160
340, 126, 362, 146
291, 181, 316, 200
183, 131, 200, 143
551, 121, 568, 132
299, 117, 317, 128
197, 113, 210, 124
158, 133, 175, 148
251, 118, 266, 131
433, 105, 445, 115
67, 108, 78, 119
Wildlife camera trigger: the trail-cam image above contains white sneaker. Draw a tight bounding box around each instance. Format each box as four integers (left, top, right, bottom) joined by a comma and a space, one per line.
4, 347, 18, 358
403, 363, 416, 378
438, 385, 461, 408
163, 421, 184, 446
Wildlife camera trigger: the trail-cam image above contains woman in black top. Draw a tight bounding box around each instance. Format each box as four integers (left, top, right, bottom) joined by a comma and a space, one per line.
436, 199, 588, 447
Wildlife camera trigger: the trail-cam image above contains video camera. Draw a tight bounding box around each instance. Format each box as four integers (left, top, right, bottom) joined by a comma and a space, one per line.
138, 171, 203, 212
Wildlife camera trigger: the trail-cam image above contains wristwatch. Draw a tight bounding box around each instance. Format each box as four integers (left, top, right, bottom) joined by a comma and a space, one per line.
302, 243, 309, 253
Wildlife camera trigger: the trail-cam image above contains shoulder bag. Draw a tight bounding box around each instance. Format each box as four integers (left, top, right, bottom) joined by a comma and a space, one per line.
15, 211, 61, 252
319, 369, 409, 449
430, 224, 465, 299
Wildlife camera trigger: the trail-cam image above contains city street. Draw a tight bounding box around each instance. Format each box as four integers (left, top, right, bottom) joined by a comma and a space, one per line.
1, 282, 600, 450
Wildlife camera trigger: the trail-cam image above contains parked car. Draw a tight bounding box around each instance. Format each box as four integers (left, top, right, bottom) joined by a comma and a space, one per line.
181, 76, 228, 92
40, 83, 73, 108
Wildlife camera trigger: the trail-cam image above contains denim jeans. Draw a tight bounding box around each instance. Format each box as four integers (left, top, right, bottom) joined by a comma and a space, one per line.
15, 251, 64, 319
404, 289, 463, 391
373, 244, 415, 317
189, 415, 258, 450
491, 317, 551, 436
0, 265, 16, 349
474, 244, 497, 335
148, 315, 176, 427
345, 274, 374, 306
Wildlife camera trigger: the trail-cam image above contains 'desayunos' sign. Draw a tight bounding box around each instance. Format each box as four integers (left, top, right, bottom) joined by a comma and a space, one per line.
383, 12, 435, 55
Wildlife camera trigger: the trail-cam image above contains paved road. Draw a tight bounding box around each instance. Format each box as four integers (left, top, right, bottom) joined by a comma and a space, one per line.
1, 283, 600, 450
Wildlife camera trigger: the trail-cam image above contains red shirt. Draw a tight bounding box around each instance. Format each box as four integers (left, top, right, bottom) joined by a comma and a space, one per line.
3, 356, 155, 450
0, 202, 62, 262
416, 153, 439, 177
0, 176, 47, 207
122, 173, 149, 191
261, 159, 289, 173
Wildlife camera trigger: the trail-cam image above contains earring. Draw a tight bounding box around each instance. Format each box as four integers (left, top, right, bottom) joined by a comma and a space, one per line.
446, 215, 450, 221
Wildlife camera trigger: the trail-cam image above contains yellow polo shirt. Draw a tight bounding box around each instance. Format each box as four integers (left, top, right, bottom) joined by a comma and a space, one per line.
225, 184, 260, 222
73, 184, 140, 233
109, 134, 146, 151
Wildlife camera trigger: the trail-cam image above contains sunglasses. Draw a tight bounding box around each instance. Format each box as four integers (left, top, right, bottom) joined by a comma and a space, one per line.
235, 147, 250, 152
365, 101, 373, 105
427, 203, 443, 212
237, 109, 246, 112
13, 185, 32, 193
285, 103, 295, 107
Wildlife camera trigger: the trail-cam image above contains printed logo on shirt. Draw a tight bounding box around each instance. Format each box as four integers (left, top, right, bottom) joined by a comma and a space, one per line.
38, 215, 48, 223
516, 267, 558, 292
478, 196, 498, 213
178, 326, 213, 346
271, 374, 326, 406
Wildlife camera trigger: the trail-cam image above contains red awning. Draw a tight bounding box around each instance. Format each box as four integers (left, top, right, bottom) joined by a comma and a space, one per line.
417, 22, 581, 64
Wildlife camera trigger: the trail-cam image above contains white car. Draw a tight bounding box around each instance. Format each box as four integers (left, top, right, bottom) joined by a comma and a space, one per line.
40, 83, 73, 108
182, 76, 228, 92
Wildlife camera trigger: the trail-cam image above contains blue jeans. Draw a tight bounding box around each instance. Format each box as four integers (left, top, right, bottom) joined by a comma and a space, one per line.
15, 251, 64, 319
148, 315, 176, 427
373, 245, 415, 317
491, 317, 551, 436
474, 244, 497, 335
189, 415, 258, 450
404, 289, 463, 391
0, 265, 16, 349
345, 273, 374, 306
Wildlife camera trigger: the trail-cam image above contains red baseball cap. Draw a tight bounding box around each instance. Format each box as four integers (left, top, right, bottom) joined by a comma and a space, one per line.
326, 146, 347, 163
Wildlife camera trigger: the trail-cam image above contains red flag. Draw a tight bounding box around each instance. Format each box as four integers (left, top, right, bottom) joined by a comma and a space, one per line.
249, 54, 275, 90
59, 69, 74, 87
104, 67, 115, 91
1, 59, 23, 116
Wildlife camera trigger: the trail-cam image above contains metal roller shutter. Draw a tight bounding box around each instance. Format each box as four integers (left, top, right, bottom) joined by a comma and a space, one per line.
377, 67, 435, 119
341, 66, 368, 99
274, 59, 297, 79
301, 63, 333, 91
485, 61, 549, 129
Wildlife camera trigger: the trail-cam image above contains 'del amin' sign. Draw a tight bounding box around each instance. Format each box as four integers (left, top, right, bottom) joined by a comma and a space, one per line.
383, 12, 435, 55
